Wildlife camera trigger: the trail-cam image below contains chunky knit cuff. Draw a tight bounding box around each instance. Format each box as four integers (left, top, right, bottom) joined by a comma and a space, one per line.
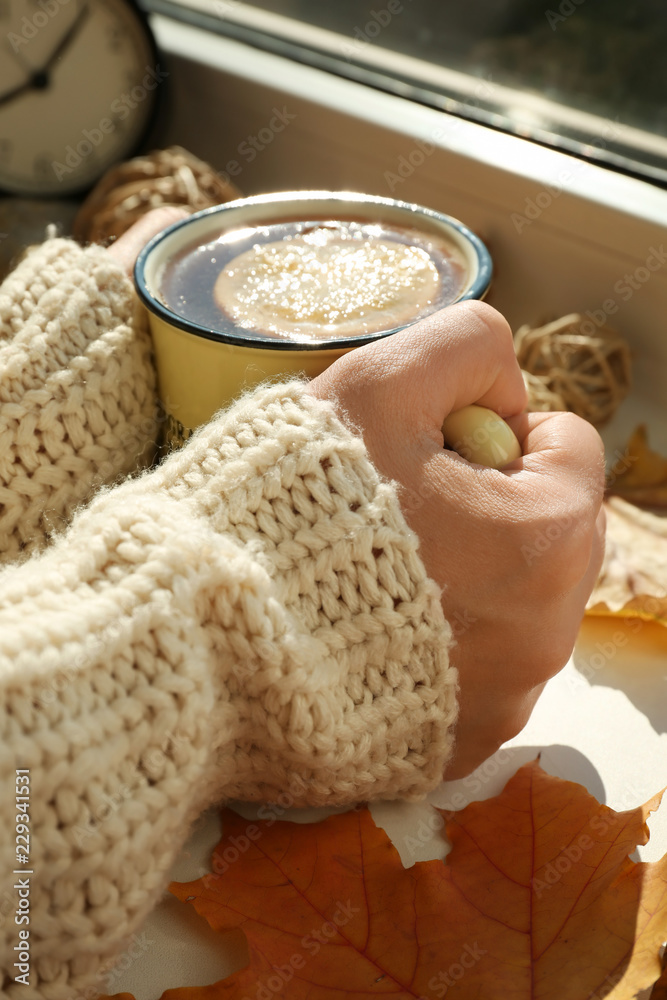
148, 381, 459, 806
0, 381, 457, 999
0, 238, 158, 564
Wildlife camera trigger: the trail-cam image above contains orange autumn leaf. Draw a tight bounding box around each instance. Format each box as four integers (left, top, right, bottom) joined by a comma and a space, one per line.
608, 424, 667, 507
650, 955, 667, 999
107, 760, 667, 1000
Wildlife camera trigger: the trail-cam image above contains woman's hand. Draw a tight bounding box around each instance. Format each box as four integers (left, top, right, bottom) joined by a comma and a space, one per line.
307, 300, 605, 779
105, 206, 190, 275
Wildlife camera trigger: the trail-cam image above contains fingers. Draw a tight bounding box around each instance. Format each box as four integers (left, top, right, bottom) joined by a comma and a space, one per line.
502, 410, 606, 590
106, 207, 190, 276
424, 408, 604, 547
440, 301, 529, 421
309, 300, 528, 444
506, 409, 606, 492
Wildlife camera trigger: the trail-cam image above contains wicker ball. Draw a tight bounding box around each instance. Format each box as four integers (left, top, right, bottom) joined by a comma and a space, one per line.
72, 146, 242, 244
515, 313, 632, 428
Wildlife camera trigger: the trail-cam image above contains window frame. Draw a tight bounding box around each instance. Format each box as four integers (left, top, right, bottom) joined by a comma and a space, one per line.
140, 0, 667, 188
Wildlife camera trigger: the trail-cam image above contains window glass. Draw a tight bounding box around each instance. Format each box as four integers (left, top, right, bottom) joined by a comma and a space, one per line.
204, 0, 667, 184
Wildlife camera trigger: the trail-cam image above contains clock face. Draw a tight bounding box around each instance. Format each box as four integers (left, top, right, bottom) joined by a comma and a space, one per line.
0, 0, 160, 195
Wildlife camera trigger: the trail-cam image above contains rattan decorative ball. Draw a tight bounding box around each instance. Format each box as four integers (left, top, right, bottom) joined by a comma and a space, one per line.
72, 146, 242, 244
515, 313, 632, 428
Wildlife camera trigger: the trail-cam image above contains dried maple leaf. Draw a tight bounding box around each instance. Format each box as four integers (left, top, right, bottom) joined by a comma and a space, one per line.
104, 760, 667, 1000
650, 952, 667, 999
608, 425, 667, 507
587, 496, 667, 626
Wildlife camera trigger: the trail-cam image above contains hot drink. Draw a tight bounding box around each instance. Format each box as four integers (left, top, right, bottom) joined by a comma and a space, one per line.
159, 218, 466, 344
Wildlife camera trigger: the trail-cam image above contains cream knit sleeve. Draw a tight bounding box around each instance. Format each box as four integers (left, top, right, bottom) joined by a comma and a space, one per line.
0, 238, 157, 564
0, 381, 458, 1000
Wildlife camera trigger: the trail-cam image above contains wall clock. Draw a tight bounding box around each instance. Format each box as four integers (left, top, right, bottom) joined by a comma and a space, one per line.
0, 0, 162, 196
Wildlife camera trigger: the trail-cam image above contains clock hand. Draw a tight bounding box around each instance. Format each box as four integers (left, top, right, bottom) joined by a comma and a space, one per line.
0, 78, 35, 109
0, 38, 37, 107
38, 2, 90, 79
0, 5, 89, 108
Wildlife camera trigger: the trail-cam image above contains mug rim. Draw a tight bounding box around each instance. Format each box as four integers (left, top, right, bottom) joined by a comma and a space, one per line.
134, 190, 493, 352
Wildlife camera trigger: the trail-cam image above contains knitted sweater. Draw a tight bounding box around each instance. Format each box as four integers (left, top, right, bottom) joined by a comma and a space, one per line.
0, 238, 158, 564
0, 241, 458, 1000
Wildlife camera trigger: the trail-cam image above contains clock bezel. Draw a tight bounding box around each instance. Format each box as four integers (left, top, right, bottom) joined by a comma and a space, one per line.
0, 0, 164, 198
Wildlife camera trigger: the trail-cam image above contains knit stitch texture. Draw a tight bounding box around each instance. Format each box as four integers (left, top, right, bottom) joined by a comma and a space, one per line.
0, 241, 458, 1000
0, 239, 158, 563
